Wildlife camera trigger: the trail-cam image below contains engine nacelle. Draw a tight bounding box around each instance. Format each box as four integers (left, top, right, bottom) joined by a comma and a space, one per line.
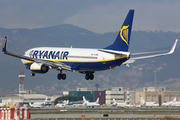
30, 63, 49, 73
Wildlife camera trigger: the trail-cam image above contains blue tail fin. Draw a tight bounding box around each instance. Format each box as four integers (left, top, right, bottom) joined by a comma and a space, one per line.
104, 10, 134, 52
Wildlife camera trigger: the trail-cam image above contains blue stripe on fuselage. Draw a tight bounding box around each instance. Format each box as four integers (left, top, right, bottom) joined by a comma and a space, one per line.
24, 57, 128, 71
62, 57, 128, 71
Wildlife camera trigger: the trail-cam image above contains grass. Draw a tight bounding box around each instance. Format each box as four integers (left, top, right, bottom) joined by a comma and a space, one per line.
30, 117, 180, 120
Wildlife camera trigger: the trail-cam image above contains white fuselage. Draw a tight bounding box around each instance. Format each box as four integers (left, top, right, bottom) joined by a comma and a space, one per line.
21, 47, 128, 72
31, 102, 44, 108
84, 102, 100, 107
145, 102, 159, 107
55, 103, 67, 108
161, 101, 175, 107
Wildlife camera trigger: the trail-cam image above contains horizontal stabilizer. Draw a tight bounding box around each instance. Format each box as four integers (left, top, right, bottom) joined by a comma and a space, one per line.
98, 49, 130, 56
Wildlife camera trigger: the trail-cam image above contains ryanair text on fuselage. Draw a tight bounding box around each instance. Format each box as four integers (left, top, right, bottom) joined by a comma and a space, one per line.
29, 50, 69, 60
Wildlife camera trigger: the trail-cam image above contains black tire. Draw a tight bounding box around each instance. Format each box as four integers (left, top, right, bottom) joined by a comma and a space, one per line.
62, 74, 66, 80
89, 73, 94, 80
85, 74, 89, 80
57, 74, 61, 80
31, 72, 35, 76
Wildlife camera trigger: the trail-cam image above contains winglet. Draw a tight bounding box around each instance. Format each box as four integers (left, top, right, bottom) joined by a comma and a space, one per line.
2, 36, 7, 52
168, 39, 178, 54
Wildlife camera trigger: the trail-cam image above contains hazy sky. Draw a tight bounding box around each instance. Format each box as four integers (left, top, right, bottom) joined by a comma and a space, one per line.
0, 0, 180, 33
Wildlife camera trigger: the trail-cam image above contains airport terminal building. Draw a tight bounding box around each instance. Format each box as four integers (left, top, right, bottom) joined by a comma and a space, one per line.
63, 87, 135, 105
135, 87, 180, 106
63, 87, 180, 106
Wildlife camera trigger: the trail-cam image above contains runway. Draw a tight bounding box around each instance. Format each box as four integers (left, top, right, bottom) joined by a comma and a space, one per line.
31, 114, 180, 119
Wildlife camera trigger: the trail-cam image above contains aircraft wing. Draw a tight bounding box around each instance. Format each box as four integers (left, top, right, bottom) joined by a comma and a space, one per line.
2, 36, 71, 71
122, 39, 178, 65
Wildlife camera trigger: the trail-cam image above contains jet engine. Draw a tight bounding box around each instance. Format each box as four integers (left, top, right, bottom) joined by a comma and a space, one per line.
30, 62, 49, 73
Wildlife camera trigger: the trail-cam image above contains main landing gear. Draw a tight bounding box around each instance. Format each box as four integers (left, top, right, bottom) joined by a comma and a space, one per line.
57, 71, 66, 80
85, 73, 94, 80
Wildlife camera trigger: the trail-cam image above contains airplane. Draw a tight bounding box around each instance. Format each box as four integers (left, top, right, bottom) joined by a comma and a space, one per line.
140, 97, 159, 108
5, 102, 17, 108
4, 98, 18, 108
55, 100, 69, 108
162, 97, 177, 107
169, 98, 180, 108
83, 96, 100, 108
29, 97, 48, 108
171, 101, 180, 108
72, 102, 85, 107
111, 98, 130, 108
2, 9, 178, 80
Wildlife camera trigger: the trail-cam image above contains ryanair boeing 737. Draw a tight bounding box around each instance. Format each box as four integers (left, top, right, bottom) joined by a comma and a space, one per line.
2, 10, 178, 80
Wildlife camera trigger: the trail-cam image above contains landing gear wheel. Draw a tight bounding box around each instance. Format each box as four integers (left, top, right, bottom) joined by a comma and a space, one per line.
57, 73, 62, 80
85, 73, 94, 80
31, 72, 35, 76
85, 74, 89, 80
57, 72, 66, 80
89, 73, 94, 80
62, 74, 66, 80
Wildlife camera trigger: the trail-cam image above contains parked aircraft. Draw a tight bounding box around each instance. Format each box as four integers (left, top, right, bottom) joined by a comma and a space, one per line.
55, 100, 69, 108
4, 98, 17, 108
29, 97, 48, 108
111, 98, 130, 108
162, 97, 177, 107
140, 97, 159, 108
83, 96, 100, 108
72, 102, 85, 107
5, 102, 17, 108
2, 10, 178, 80
171, 102, 180, 108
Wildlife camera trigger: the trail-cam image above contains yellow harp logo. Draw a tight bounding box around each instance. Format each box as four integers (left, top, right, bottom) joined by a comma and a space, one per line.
120, 25, 129, 46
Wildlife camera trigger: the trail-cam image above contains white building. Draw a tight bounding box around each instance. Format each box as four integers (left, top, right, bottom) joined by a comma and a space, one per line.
105, 87, 135, 105
106, 87, 127, 105
2, 94, 49, 105
126, 91, 135, 105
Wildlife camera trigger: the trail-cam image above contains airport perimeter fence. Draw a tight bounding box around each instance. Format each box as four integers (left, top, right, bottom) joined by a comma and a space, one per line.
31, 117, 180, 120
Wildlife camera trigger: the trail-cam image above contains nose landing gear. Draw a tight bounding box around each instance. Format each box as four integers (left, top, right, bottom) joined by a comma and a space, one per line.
31, 72, 35, 76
